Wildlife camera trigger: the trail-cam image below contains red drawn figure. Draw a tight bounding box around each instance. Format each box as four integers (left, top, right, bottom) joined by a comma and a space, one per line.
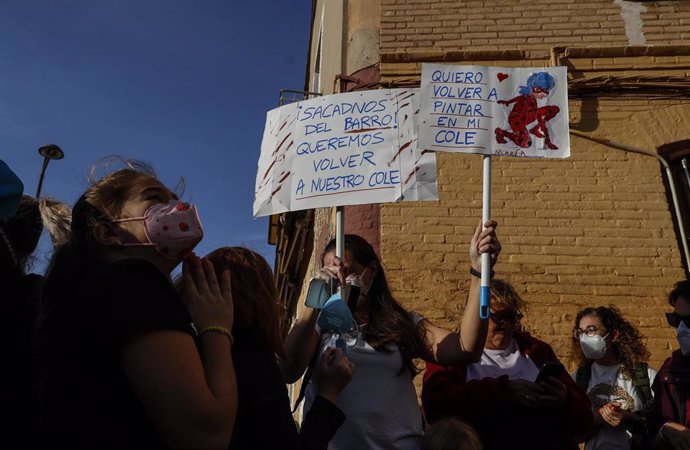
495, 71, 561, 150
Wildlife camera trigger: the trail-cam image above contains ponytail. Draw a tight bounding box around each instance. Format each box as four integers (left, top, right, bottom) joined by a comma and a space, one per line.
38, 163, 156, 351
38, 197, 72, 248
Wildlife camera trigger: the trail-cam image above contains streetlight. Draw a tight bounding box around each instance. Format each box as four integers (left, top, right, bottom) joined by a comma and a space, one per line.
36, 144, 64, 198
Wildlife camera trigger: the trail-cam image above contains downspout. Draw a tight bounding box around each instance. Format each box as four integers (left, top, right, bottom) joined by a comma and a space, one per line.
570, 129, 690, 274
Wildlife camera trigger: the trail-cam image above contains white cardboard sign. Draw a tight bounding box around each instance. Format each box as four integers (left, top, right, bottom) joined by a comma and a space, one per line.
254, 88, 438, 217
418, 64, 570, 158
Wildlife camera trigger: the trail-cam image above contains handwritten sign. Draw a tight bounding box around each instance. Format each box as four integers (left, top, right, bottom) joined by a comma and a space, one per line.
418, 64, 569, 158
253, 88, 438, 218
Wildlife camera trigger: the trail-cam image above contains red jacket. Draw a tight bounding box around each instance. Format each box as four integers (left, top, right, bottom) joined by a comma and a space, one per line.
422, 331, 593, 450
647, 350, 690, 433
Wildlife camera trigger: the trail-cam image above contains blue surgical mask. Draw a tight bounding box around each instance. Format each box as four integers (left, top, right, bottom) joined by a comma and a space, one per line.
316, 293, 354, 336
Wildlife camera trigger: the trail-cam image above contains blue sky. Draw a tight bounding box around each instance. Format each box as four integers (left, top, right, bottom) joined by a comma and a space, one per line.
0, 1, 311, 271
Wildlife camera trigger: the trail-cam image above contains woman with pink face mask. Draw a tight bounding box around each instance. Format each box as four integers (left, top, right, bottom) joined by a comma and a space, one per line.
571, 306, 656, 450
37, 161, 237, 450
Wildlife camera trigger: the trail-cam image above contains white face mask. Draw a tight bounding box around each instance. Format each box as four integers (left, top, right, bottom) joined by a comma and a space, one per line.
579, 333, 609, 360
677, 322, 690, 356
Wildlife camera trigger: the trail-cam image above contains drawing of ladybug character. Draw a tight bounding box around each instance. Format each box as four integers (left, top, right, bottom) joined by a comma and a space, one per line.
494, 71, 560, 150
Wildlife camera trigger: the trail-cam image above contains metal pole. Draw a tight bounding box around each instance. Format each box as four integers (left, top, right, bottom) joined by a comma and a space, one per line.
35, 158, 50, 198
35, 144, 65, 198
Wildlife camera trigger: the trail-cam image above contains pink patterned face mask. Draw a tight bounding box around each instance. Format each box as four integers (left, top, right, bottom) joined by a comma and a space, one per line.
111, 200, 204, 261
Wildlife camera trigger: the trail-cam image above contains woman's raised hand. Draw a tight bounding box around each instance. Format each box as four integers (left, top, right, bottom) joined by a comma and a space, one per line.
315, 255, 347, 289
470, 219, 501, 271
180, 254, 234, 331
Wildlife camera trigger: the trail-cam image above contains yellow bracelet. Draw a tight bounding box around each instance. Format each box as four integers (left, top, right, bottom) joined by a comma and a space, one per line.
198, 326, 234, 346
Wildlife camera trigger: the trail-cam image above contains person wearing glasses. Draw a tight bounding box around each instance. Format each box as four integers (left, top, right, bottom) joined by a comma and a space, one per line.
571, 306, 656, 450
422, 279, 593, 450
645, 280, 690, 449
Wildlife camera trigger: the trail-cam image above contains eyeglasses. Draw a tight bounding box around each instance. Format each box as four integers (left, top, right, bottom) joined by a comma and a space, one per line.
573, 325, 605, 339
491, 310, 523, 324
666, 312, 690, 328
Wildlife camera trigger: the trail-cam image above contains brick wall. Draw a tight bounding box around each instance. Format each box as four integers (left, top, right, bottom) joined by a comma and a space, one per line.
290, 2, 690, 403
382, 139, 685, 372
345, 204, 381, 254
381, 0, 690, 55
377, 50, 690, 377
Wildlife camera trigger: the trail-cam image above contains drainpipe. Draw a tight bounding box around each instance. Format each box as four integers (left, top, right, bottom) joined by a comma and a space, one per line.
570, 129, 690, 274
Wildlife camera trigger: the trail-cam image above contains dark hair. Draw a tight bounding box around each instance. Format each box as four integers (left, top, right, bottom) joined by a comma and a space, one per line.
323, 234, 425, 376
39, 162, 157, 344
206, 247, 286, 358
2, 195, 43, 273
0, 223, 21, 279
422, 418, 483, 450
572, 305, 650, 379
669, 280, 690, 307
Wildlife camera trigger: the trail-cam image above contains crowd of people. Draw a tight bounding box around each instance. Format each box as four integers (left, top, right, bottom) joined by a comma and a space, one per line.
2, 156, 690, 450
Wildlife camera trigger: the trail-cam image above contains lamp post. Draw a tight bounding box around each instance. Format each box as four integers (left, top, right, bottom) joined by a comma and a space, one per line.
35, 144, 64, 198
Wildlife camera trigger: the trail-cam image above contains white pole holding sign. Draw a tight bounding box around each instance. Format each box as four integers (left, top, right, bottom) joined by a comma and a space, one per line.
336, 206, 345, 259
418, 63, 570, 317
480, 155, 491, 319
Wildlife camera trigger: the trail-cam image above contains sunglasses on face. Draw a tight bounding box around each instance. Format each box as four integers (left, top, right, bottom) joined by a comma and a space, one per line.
666, 312, 690, 328
491, 310, 523, 323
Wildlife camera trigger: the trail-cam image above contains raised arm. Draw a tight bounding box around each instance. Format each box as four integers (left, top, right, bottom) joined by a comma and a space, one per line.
122, 256, 237, 450
420, 220, 500, 364
279, 258, 347, 383
280, 307, 321, 383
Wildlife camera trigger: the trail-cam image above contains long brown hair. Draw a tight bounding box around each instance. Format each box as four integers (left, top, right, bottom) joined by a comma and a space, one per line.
206, 247, 286, 358
571, 305, 650, 379
40, 162, 158, 343
323, 234, 424, 376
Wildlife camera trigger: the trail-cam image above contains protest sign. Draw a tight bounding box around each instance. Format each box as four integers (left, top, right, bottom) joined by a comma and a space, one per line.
419, 64, 569, 158
254, 88, 438, 218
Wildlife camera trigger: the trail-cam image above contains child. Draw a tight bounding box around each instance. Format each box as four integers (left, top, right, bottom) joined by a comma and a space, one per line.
205, 247, 353, 450
38, 160, 237, 450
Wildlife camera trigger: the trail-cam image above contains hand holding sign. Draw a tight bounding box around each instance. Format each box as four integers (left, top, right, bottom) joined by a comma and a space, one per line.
418, 64, 570, 317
